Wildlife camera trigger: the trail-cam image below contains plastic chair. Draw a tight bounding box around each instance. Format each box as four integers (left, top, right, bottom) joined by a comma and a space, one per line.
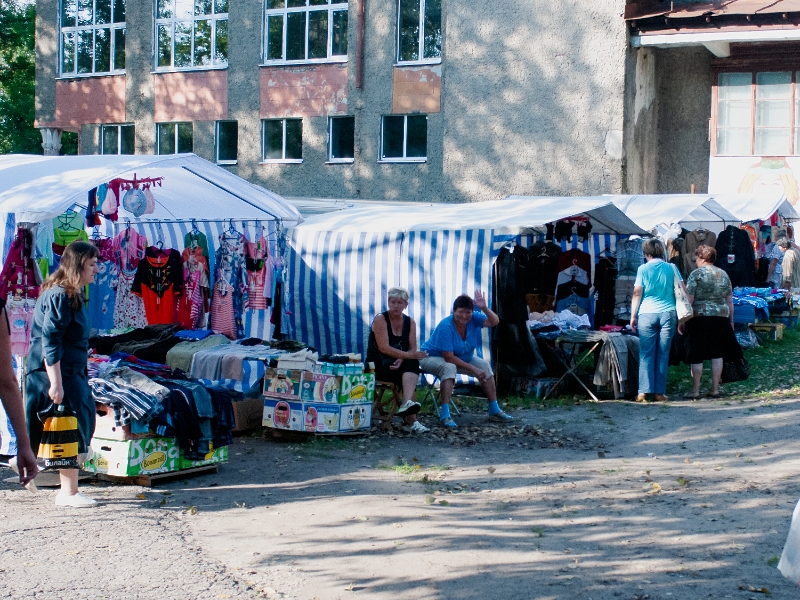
419, 374, 461, 417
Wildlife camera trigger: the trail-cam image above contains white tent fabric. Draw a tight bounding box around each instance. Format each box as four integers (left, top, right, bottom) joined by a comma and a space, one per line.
710, 194, 800, 223
609, 194, 741, 233
0, 154, 303, 226
296, 196, 648, 236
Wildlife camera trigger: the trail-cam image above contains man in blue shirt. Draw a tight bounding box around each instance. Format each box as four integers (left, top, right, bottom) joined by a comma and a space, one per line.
420, 290, 512, 428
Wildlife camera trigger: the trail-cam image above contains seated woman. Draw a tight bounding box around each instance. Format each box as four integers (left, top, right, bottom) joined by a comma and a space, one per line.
366, 287, 430, 433
420, 291, 512, 428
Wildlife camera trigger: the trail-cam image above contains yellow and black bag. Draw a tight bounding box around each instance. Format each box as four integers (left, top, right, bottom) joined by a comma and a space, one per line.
37, 403, 80, 469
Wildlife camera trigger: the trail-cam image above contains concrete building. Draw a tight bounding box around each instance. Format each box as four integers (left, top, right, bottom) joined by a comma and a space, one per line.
33, 0, 800, 204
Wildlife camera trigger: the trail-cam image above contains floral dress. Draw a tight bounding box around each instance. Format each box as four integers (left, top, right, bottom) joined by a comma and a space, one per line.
113, 228, 148, 329
209, 232, 248, 340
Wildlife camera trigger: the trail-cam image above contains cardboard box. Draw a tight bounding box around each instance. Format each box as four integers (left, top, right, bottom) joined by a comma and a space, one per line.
179, 445, 229, 470
93, 403, 155, 441
83, 437, 179, 477
231, 398, 265, 432
277, 356, 316, 371
303, 402, 372, 432
338, 373, 375, 404
263, 368, 304, 399
300, 372, 341, 403
263, 398, 304, 430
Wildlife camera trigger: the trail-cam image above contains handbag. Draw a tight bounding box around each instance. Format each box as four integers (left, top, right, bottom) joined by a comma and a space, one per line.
720, 356, 750, 383
672, 264, 693, 324
37, 403, 80, 470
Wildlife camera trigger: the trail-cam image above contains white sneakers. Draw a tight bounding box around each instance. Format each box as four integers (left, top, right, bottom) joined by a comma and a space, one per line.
403, 421, 430, 433
396, 400, 421, 416
55, 491, 97, 508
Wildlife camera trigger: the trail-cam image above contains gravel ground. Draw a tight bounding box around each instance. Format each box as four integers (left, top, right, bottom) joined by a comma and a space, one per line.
2, 396, 800, 599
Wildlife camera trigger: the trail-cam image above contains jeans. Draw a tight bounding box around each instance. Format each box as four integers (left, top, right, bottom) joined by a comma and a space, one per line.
637, 310, 677, 394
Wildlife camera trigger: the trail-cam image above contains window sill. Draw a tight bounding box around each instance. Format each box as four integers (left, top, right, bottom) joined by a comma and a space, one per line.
394, 59, 442, 67
57, 71, 126, 80
326, 158, 354, 164
153, 65, 228, 74
260, 57, 347, 67
377, 158, 427, 164
260, 159, 303, 164
217, 160, 237, 166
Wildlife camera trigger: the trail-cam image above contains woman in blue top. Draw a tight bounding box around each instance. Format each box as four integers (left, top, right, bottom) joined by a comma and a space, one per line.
630, 238, 687, 402
420, 291, 512, 428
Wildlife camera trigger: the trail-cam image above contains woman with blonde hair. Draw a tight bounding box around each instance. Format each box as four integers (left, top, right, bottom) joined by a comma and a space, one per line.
25, 241, 99, 507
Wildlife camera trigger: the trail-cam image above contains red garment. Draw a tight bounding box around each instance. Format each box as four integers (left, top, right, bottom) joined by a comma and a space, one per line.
131, 247, 182, 325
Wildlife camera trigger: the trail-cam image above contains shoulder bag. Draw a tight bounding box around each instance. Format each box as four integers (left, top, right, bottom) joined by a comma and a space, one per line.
671, 264, 693, 324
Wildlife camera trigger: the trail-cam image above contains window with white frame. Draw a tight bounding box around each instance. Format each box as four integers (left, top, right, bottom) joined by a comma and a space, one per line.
397, 0, 441, 63
101, 124, 135, 154
156, 0, 228, 70
60, 0, 126, 76
715, 70, 800, 156
157, 122, 193, 154
328, 116, 354, 162
216, 120, 237, 163
264, 0, 348, 63
262, 119, 303, 162
381, 115, 426, 161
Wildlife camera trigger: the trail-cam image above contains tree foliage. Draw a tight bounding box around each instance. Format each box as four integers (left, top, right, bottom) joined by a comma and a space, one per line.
0, 0, 41, 154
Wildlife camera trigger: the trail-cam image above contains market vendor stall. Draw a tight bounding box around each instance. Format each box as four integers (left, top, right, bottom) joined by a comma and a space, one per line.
0, 154, 305, 477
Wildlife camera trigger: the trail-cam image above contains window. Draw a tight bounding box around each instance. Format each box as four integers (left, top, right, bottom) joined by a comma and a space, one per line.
262, 119, 303, 162
264, 0, 348, 63
397, 0, 441, 63
101, 124, 135, 154
157, 122, 193, 154
60, 0, 126, 76
216, 120, 237, 163
381, 115, 427, 161
328, 116, 354, 162
156, 0, 228, 70
715, 70, 800, 156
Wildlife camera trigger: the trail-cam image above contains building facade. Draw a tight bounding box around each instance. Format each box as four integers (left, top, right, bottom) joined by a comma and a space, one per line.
35, 1, 795, 203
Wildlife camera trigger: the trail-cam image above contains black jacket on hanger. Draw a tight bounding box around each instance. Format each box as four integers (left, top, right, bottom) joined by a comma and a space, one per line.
714, 226, 756, 288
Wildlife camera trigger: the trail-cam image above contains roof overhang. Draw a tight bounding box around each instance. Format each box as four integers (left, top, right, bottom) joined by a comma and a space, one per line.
631, 28, 800, 57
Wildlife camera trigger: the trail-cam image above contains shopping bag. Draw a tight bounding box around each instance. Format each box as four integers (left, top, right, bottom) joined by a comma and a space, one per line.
779, 498, 800, 585
672, 264, 693, 324
36, 403, 80, 470
720, 356, 750, 383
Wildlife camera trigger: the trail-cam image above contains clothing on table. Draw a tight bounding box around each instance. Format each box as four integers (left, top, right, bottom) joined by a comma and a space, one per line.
7, 299, 34, 355
637, 309, 677, 395
593, 331, 640, 398
89, 323, 179, 355
110, 325, 183, 365
177, 245, 210, 329
683, 229, 717, 277
25, 286, 93, 456
685, 265, 732, 318
616, 238, 645, 277
526, 242, 561, 296
0, 227, 41, 300
245, 236, 270, 310
366, 311, 420, 388
189, 343, 280, 382
594, 256, 618, 328
634, 259, 678, 315
89, 368, 166, 426
421, 311, 486, 362
209, 231, 248, 339
166, 333, 231, 373
781, 247, 800, 289
87, 238, 119, 332
131, 247, 183, 325
113, 228, 149, 329
714, 225, 756, 288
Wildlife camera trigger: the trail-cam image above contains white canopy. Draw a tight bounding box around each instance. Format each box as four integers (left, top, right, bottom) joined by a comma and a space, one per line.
610, 194, 741, 233
0, 154, 303, 226
296, 196, 648, 235
710, 194, 800, 223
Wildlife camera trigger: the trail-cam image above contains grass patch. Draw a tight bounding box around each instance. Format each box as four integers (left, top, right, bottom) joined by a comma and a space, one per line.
667, 327, 800, 399
767, 555, 781, 567
531, 527, 544, 537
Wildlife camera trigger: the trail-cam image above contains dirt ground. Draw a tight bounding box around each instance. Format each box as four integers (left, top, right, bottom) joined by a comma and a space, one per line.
2, 396, 800, 600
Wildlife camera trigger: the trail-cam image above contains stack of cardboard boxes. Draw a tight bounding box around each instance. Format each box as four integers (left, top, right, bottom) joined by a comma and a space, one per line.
263, 356, 375, 434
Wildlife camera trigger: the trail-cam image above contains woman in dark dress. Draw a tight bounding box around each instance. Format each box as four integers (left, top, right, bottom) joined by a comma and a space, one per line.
26, 241, 99, 507
366, 287, 429, 433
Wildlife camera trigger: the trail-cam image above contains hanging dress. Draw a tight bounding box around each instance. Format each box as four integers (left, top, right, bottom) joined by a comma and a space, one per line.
113, 228, 148, 329
0, 227, 41, 300
87, 238, 119, 333
177, 243, 210, 330
245, 236, 269, 310
209, 232, 248, 340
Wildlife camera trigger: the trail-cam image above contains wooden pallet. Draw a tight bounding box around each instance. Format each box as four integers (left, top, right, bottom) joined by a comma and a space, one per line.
749, 322, 785, 340
96, 464, 218, 487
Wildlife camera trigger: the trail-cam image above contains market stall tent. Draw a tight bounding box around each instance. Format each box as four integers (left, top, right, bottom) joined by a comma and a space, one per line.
710, 194, 800, 223
287, 197, 647, 357
606, 194, 741, 233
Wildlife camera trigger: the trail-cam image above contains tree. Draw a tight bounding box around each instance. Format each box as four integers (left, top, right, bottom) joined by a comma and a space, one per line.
0, 0, 41, 154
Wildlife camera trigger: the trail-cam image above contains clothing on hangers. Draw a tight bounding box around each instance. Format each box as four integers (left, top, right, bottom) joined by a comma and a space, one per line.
245, 236, 270, 310
683, 228, 717, 276
131, 246, 183, 325
113, 228, 148, 329
177, 243, 210, 330
87, 238, 118, 333
0, 227, 41, 300
209, 231, 248, 339
6, 298, 34, 355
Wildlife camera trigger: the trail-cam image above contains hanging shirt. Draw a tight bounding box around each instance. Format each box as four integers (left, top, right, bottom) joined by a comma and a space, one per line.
87, 238, 118, 333
131, 247, 183, 325
113, 228, 148, 329
177, 244, 210, 330
0, 227, 41, 300
209, 231, 248, 340
245, 236, 269, 310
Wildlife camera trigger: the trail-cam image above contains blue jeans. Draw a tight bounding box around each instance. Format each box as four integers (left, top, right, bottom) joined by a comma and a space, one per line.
637, 310, 677, 394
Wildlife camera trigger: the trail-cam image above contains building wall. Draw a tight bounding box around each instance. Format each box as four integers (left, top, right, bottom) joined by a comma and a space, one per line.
623, 47, 658, 194
654, 47, 713, 194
